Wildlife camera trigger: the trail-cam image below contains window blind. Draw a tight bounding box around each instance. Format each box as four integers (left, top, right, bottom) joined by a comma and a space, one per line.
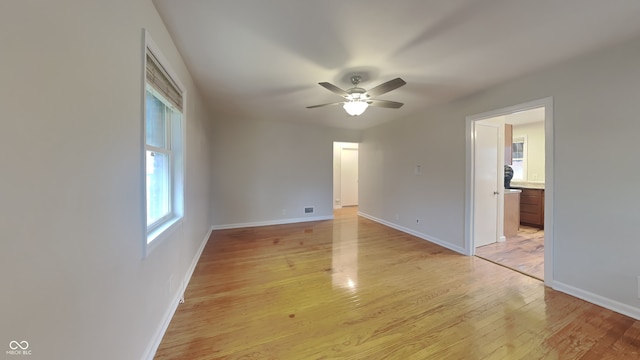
146, 51, 183, 111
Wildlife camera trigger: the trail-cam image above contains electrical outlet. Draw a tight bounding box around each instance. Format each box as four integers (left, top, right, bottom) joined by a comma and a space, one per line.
304, 207, 314, 214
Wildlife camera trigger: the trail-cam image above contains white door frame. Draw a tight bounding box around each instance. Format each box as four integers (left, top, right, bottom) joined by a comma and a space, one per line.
465, 97, 554, 286
333, 142, 359, 209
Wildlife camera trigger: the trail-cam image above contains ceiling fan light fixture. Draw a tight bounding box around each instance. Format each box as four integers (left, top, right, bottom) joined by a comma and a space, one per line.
343, 100, 368, 116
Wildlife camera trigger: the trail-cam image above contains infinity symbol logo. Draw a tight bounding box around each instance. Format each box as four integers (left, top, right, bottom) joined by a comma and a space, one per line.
9, 341, 29, 350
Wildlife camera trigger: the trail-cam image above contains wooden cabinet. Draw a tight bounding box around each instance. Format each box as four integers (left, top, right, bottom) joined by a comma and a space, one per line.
504, 191, 520, 237
504, 123, 513, 165
519, 188, 544, 228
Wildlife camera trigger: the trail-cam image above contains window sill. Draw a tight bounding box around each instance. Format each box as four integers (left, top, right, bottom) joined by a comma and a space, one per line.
145, 216, 183, 257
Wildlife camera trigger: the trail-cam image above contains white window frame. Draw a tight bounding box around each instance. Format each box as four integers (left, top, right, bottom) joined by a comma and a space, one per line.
143, 30, 186, 255
512, 135, 527, 181
145, 87, 176, 232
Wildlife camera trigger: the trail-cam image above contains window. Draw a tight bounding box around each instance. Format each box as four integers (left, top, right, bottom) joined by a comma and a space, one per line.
511, 136, 526, 180
144, 32, 185, 248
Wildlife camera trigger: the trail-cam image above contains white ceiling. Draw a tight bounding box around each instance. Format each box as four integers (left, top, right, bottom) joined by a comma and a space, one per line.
153, 0, 640, 130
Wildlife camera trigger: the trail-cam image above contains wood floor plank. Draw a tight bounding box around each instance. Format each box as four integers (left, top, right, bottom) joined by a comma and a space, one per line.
154, 208, 640, 359
476, 226, 544, 280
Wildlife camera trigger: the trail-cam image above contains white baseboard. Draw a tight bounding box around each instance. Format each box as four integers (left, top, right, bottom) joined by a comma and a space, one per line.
551, 280, 640, 321
211, 215, 333, 230
143, 228, 212, 360
358, 211, 466, 255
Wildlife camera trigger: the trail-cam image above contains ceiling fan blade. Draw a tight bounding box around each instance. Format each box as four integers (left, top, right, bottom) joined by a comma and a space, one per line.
318, 82, 350, 98
306, 101, 344, 109
366, 78, 406, 97
367, 99, 404, 109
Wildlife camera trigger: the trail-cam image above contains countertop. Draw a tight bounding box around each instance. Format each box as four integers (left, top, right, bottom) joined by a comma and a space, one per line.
504, 189, 522, 194
509, 180, 545, 190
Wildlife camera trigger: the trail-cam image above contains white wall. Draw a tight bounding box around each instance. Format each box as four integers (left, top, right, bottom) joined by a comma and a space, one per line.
360, 36, 640, 317
0, 1, 213, 359
359, 100, 467, 252
209, 118, 359, 228
512, 121, 545, 181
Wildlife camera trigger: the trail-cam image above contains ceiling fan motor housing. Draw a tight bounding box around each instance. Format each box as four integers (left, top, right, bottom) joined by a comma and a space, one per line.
347, 87, 367, 100
347, 75, 368, 100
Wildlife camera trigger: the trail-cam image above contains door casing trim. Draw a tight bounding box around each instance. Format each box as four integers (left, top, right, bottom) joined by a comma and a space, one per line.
464, 97, 554, 286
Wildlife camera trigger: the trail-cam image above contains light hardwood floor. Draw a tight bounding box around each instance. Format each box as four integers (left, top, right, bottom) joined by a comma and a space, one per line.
154, 207, 640, 359
476, 226, 544, 280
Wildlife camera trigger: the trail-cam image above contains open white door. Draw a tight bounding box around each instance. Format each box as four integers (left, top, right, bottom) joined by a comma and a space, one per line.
474, 122, 501, 247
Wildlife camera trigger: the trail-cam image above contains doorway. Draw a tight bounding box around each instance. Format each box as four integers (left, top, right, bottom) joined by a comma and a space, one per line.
476, 108, 546, 279
465, 98, 554, 285
333, 142, 359, 209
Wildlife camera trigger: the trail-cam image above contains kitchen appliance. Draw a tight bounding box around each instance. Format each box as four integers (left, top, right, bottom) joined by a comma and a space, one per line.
504, 165, 514, 189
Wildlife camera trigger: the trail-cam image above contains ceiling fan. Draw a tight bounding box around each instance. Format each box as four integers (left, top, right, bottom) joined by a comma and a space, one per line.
307, 75, 406, 116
